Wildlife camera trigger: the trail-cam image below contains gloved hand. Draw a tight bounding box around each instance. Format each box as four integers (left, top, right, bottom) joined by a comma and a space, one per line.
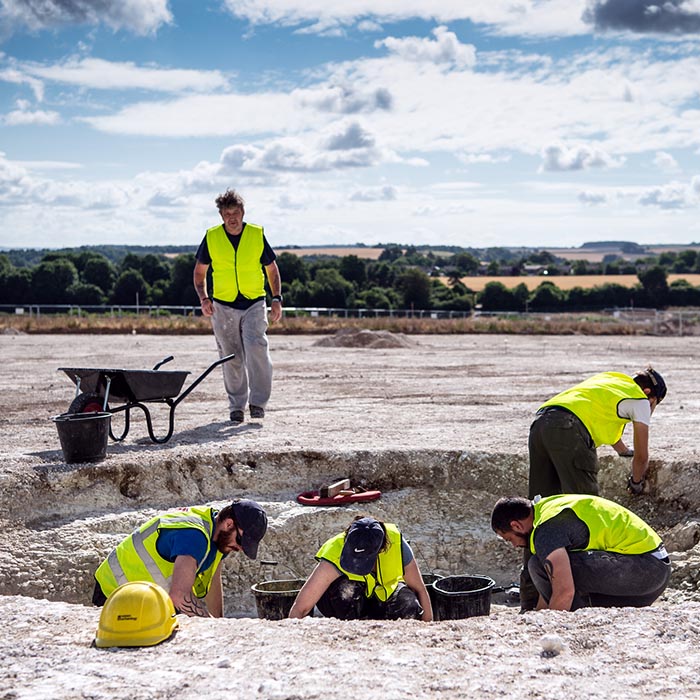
627, 474, 645, 495
618, 448, 634, 458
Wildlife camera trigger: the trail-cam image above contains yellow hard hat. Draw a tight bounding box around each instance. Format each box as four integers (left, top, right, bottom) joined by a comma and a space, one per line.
95, 581, 179, 648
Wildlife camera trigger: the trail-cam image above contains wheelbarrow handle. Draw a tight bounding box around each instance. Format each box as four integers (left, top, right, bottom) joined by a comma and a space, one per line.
171, 353, 236, 407
152, 355, 175, 371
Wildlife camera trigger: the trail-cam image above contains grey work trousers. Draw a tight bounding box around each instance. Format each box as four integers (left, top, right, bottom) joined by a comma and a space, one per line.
210, 300, 272, 412
528, 549, 671, 610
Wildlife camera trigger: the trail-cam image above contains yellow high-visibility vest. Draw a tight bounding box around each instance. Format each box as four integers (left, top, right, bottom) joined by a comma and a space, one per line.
206, 223, 265, 301
540, 372, 647, 447
316, 523, 405, 601
530, 494, 662, 555
95, 506, 224, 599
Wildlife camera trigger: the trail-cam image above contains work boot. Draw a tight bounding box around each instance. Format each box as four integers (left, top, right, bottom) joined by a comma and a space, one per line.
230, 410, 245, 423
249, 405, 265, 419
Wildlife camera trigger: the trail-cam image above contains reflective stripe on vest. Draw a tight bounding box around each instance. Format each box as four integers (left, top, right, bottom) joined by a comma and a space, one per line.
315, 523, 404, 601
95, 506, 222, 599
539, 372, 647, 447
206, 223, 265, 302
530, 494, 662, 555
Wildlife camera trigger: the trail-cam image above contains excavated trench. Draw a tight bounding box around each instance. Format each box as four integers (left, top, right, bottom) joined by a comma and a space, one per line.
1, 449, 699, 617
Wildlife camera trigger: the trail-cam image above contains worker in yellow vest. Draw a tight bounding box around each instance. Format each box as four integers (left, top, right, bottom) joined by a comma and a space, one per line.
93, 499, 267, 617
529, 367, 667, 499
520, 367, 667, 611
288, 516, 433, 621
193, 188, 283, 424
491, 494, 670, 611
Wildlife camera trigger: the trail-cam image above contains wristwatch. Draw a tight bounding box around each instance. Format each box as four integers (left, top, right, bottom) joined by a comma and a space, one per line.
271, 294, 283, 303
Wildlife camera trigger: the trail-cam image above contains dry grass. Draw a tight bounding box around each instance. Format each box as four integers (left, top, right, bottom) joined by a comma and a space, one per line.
277, 247, 386, 259
445, 273, 700, 292
0, 312, 663, 336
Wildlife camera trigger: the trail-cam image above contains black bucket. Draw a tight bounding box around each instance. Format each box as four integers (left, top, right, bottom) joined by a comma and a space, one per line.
52, 411, 111, 464
431, 575, 495, 620
421, 573, 444, 620
251, 578, 309, 620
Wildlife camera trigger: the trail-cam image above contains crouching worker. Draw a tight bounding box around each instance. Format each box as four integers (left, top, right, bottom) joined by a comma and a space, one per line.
491, 494, 670, 611
93, 499, 267, 617
288, 516, 433, 621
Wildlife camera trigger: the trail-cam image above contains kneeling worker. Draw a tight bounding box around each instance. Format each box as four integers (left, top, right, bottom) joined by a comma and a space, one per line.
491, 494, 670, 611
289, 516, 433, 621
93, 499, 267, 617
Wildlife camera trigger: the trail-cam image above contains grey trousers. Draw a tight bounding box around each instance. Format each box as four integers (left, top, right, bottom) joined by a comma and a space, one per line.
210, 300, 272, 412
528, 550, 671, 610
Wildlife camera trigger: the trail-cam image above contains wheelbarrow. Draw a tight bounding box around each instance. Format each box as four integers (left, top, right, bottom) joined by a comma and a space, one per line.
58, 353, 234, 444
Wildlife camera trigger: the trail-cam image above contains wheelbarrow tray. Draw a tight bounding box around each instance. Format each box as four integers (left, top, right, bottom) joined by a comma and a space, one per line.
59, 367, 190, 403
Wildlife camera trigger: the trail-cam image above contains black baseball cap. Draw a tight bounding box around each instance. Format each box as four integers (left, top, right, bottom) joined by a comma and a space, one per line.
339, 517, 385, 575
231, 499, 268, 560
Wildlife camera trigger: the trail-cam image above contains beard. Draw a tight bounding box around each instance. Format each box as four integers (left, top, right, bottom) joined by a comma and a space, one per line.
214, 528, 239, 553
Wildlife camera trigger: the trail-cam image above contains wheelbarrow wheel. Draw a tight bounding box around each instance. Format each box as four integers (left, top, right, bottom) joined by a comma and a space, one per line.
68, 392, 106, 414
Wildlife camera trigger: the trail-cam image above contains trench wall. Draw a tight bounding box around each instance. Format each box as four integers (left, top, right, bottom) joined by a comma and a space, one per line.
1, 449, 698, 616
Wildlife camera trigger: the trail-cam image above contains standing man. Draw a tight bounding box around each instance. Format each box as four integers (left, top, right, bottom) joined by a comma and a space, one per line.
519, 367, 667, 611
491, 494, 670, 611
193, 189, 283, 424
93, 499, 267, 617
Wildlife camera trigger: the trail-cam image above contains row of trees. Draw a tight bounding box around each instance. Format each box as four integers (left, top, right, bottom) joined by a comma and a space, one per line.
0, 247, 697, 311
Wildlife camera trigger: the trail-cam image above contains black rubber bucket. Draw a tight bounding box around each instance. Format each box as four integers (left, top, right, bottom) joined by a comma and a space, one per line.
251, 578, 309, 620
421, 573, 444, 620
432, 575, 495, 620
52, 411, 111, 464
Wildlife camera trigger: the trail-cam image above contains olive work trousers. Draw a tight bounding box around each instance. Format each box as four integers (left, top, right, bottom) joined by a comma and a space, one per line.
521, 407, 601, 610
316, 576, 423, 620
210, 300, 273, 413
528, 549, 671, 610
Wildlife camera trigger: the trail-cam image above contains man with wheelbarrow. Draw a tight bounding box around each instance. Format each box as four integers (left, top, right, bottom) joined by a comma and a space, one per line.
193, 188, 283, 424
93, 499, 267, 617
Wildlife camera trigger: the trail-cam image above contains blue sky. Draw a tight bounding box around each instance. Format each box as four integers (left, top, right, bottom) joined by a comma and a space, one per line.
1, 0, 700, 251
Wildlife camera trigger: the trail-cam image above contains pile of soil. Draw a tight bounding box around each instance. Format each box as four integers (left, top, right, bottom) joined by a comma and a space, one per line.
313, 328, 416, 348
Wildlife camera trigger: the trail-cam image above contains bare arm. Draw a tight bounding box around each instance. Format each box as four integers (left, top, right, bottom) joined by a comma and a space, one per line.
542, 547, 575, 611
193, 261, 214, 317
264, 260, 283, 323
204, 562, 224, 618
169, 555, 211, 617
288, 561, 340, 618
631, 421, 650, 482
402, 559, 433, 622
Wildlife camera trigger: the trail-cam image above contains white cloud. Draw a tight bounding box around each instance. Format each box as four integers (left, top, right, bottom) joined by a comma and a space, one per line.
578, 190, 610, 205
638, 178, 700, 209
221, 0, 590, 38
457, 153, 511, 165
21, 57, 229, 93
653, 151, 680, 171
376, 26, 476, 69
349, 185, 398, 201
0, 67, 44, 100
3, 106, 60, 126
0, 0, 172, 38
540, 143, 626, 171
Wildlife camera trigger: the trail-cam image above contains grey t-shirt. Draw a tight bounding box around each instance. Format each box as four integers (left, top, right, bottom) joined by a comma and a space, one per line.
533, 509, 590, 562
